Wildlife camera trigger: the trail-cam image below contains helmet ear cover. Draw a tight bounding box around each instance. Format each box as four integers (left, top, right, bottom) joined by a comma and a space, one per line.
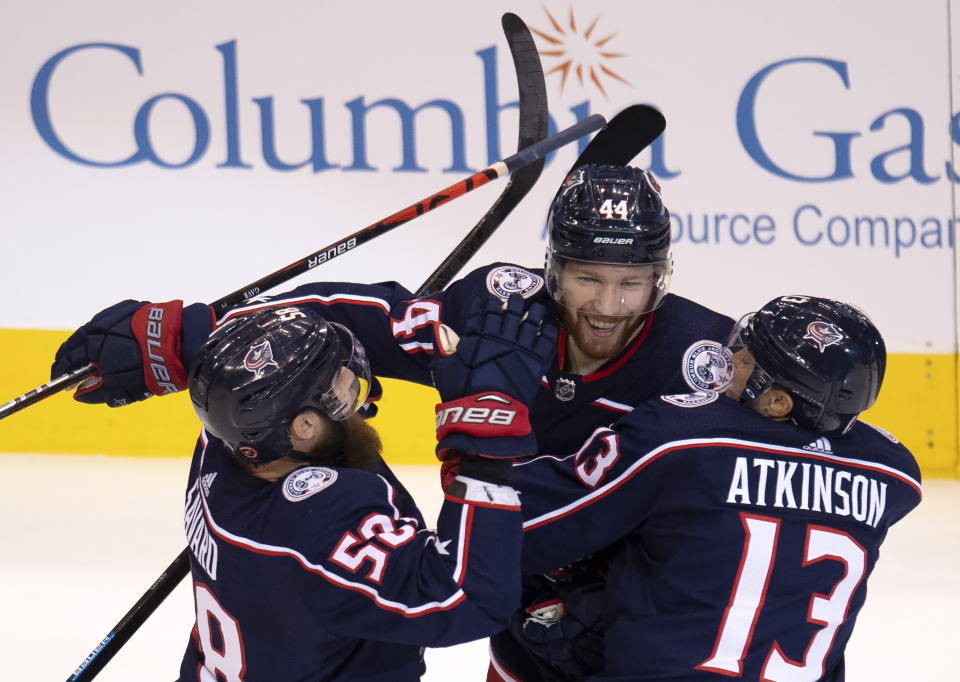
188, 307, 372, 463
725, 296, 886, 437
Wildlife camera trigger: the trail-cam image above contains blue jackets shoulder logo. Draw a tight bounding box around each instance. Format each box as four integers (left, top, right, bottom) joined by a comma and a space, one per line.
486, 266, 543, 300
283, 467, 338, 502
661, 391, 720, 408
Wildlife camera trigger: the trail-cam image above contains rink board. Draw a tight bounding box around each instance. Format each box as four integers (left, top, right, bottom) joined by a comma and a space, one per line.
1, 328, 955, 478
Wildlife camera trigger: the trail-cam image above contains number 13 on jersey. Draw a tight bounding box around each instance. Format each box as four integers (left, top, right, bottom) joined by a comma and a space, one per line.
697, 513, 867, 681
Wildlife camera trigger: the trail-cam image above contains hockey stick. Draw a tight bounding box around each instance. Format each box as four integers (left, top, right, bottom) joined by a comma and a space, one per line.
569, 103, 666, 171
6, 106, 665, 421
4, 120, 599, 422
62, 14, 551, 681
66, 549, 189, 682
209, 118, 599, 317
417, 12, 548, 294
2, 14, 546, 421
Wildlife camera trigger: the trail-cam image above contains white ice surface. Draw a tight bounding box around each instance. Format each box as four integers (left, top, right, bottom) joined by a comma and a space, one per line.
1, 454, 954, 681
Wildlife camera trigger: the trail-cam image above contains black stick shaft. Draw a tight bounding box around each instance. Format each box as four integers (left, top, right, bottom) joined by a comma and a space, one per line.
0, 365, 98, 419
66, 550, 191, 682
209, 114, 603, 317
417, 11, 548, 295
0, 115, 604, 423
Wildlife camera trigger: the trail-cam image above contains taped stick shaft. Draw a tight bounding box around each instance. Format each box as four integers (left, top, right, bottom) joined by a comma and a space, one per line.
0, 364, 97, 420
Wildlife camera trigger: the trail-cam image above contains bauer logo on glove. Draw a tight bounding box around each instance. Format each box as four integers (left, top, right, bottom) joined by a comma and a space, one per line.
435, 392, 531, 441
431, 293, 556, 459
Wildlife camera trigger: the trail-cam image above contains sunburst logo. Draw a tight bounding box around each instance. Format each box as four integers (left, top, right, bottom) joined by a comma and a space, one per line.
530, 7, 632, 98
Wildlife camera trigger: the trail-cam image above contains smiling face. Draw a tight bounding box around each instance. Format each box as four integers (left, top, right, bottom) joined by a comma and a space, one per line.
554, 260, 663, 370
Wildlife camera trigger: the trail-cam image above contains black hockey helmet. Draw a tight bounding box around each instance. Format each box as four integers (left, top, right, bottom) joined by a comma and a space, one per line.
188, 306, 371, 463
545, 164, 673, 316
726, 295, 886, 437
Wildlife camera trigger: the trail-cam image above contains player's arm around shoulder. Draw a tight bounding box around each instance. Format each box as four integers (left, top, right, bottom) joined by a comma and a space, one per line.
514, 394, 719, 573
426, 291, 559, 639
435, 471, 524, 627
283, 465, 521, 647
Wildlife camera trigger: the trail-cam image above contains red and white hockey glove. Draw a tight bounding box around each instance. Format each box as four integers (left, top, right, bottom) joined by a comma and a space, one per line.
431, 294, 556, 461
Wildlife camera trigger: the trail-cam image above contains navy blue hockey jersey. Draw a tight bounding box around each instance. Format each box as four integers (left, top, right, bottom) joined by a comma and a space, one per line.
207, 263, 734, 455
500, 391, 921, 681
180, 263, 734, 679
177, 431, 522, 681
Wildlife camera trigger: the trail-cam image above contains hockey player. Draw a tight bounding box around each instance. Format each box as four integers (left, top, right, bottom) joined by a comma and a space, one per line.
51, 164, 733, 678
173, 296, 555, 680
496, 295, 921, 681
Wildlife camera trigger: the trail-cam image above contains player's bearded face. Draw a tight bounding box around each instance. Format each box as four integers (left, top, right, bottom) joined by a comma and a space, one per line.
556, 262, 655, 362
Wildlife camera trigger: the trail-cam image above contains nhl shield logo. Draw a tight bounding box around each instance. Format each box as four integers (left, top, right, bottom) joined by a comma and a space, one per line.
803, 322, 844, 352
486, 266, 544, 301
283, 467, 338, 502
243, 340, 279, 378
682, 341, 734, 392
554, 377, 577, 402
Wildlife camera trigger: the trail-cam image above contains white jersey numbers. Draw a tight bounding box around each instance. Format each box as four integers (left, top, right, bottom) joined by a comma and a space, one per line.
391, 301, 441, 338
391, 300, 442, 354
697, 514, 867, 680
598, 198, 629, 221
329, 513, 418, 584
195, 582, 247, 682
574, 430, 621, 488
273, 307, 308, 322
763, 525, 867, 681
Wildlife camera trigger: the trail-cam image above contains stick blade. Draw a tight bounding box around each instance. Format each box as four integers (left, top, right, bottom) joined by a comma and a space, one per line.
415, 13, 549, 296
570, 104, 666, 170
501, 12, 548, 156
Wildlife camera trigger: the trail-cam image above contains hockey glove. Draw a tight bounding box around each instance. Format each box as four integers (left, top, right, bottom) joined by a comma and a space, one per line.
510, 565, 606, 679
51, 299, 213, 407
431, 293, 556, 460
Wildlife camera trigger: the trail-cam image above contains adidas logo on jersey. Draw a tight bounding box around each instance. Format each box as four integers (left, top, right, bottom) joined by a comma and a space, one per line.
803, 437, 833, 455
201, 473, 218, 496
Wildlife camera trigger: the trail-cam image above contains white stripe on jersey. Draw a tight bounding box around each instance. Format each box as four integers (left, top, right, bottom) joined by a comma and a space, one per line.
452, 504, 470, 586
216, 293, 392, 325
591, 397, 634, 413
489, 643, 524, 682
378, 474, 421, 528
513, 426, 608, 467
523, 435, 922, 531
398, 341, 435, 353
195, 431, 466, 616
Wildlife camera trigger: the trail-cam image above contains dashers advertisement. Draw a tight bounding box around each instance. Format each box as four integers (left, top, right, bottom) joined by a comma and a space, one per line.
1, 0, 957, 472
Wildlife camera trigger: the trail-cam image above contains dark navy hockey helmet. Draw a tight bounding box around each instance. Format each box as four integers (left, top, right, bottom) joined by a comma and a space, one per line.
726, 295, 886, 437
545, 164, 673, 316
188, 306, 371, 463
